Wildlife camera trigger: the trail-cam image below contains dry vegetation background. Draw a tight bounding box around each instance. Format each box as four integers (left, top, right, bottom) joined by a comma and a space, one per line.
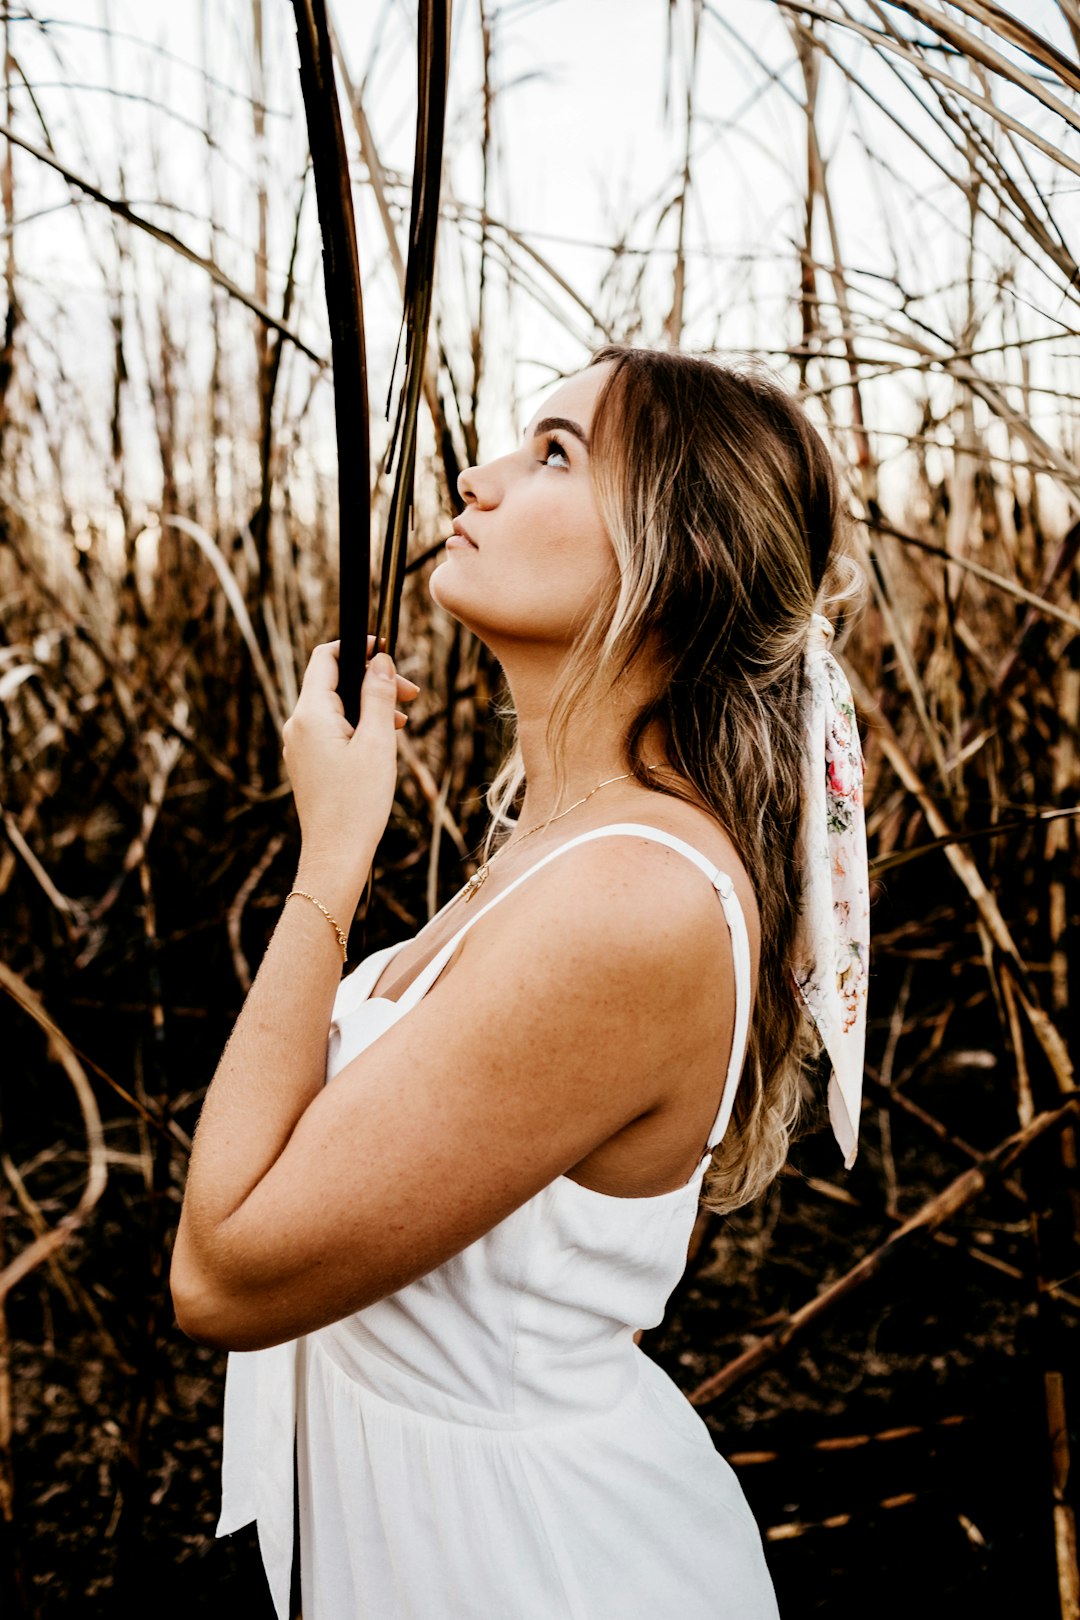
1, 1, 1079, 1615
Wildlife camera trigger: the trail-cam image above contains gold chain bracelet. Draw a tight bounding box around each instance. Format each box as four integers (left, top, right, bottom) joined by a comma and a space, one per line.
286, 889, 349, 962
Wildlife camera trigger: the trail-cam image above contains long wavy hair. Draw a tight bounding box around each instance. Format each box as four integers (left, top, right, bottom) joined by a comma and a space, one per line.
483, 345, 865, 1214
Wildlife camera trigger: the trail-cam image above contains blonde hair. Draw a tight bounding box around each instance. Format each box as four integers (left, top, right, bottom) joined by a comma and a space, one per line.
484, 346, 865, 1213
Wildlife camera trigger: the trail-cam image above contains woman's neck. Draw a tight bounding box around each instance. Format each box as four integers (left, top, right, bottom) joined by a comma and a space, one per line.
503, 654, 668, 829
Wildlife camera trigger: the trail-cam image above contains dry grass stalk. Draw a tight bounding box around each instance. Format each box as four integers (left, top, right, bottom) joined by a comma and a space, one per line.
0, 0, 1077, 1600
0, 961, 108, 1598
0, 965, 108, 1301
689, 1095, 1080, 1408
1047, 1368, 1080, 1620
849, 664, 1074, 1092
0, 121, 324, 364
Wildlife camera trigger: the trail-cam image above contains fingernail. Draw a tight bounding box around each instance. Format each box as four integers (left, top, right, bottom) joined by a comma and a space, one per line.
370, 652, 396, 681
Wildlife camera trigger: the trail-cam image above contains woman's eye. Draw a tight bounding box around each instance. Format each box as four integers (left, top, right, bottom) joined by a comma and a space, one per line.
542, 437, 570, 469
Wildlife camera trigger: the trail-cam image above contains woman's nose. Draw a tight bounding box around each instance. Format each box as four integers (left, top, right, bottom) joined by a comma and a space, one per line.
457, 460, 499, 509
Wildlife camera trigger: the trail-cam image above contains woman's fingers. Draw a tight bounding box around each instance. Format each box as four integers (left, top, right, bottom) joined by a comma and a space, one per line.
299, 640, 344, 700
301, 638, 420, 710
362, 652, 419, 703
345, 636, 421, 698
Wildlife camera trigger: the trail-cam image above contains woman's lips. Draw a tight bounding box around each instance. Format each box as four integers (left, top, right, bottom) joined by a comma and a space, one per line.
446, 521, 478, 550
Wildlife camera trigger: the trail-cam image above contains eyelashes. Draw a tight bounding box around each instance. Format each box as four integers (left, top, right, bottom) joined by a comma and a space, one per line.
540, 435, 570, 469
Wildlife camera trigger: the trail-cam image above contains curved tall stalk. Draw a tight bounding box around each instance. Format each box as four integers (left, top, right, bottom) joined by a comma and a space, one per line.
376, 0, 452, 657
293, 0, 450, 707
291, 0, 370, 726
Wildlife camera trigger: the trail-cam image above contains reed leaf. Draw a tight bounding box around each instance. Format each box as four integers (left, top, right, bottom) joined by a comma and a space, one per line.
879, 0, 1080, 114
869, 807, 1080, 877
161, 515, 287, 736
897, 0, 1080, 95
326, 5, 467, 517
0, 121, 324, 365
869, 521, 1080, 635
770, 2, 1080, 171
291, 0, 370, 726
376, 0, 451, 658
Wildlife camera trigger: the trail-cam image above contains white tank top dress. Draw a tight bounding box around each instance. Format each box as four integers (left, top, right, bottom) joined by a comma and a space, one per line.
216, 823, 780, 1619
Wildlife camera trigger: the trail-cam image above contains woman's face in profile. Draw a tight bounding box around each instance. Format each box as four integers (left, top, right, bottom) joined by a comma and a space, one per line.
429, 362, 617, 650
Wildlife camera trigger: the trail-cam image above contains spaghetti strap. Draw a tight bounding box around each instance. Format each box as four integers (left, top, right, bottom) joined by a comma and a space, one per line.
395, 821, 753, 1156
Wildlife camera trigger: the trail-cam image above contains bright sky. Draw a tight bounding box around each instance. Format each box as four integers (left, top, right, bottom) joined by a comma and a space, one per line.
6, 0, 1078, 532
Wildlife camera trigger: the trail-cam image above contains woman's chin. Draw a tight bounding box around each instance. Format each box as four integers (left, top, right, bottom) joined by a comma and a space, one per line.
429, 573, 514, 654
428, 557, 462, 612
428, 560, 481, 630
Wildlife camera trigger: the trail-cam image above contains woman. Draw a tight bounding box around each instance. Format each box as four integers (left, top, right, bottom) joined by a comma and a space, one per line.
171, 345, 870, 1619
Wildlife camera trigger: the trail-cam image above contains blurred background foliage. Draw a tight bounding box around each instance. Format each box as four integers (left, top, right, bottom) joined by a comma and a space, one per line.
0, 1, 1078, 1614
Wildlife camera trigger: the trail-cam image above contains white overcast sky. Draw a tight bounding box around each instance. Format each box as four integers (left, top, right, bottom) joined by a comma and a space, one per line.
7, 0, 1078, 528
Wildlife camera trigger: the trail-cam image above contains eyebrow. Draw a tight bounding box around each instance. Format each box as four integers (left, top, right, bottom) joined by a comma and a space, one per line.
525, 415, 590, 450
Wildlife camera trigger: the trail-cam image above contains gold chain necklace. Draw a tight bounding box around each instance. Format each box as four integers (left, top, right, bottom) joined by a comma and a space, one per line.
460, 772, 635, 904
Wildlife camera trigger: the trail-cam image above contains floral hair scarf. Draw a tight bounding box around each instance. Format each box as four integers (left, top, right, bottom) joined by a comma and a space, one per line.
791, 612, 870, 1169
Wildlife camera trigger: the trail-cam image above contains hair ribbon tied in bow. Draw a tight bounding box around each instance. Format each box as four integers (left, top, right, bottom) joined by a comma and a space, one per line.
791, 611, 870, 1169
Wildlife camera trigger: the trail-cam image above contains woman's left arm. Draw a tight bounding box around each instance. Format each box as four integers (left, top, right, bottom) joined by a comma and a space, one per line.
170, 642, 417, 1309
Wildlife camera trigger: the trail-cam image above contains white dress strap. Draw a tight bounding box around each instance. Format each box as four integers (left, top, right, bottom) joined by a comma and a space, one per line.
394, 821, 753, 1158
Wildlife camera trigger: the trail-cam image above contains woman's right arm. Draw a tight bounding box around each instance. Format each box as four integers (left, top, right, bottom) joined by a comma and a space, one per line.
171, 836, 735, 1352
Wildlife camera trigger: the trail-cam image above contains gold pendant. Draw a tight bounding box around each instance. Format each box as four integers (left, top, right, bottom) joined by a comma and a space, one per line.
463, 863, 490, 902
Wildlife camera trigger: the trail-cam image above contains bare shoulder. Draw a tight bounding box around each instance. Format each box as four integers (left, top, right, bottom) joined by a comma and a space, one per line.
451, 808, 758, 1012
558, 796, 761, 966
623, 795, 761, 953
